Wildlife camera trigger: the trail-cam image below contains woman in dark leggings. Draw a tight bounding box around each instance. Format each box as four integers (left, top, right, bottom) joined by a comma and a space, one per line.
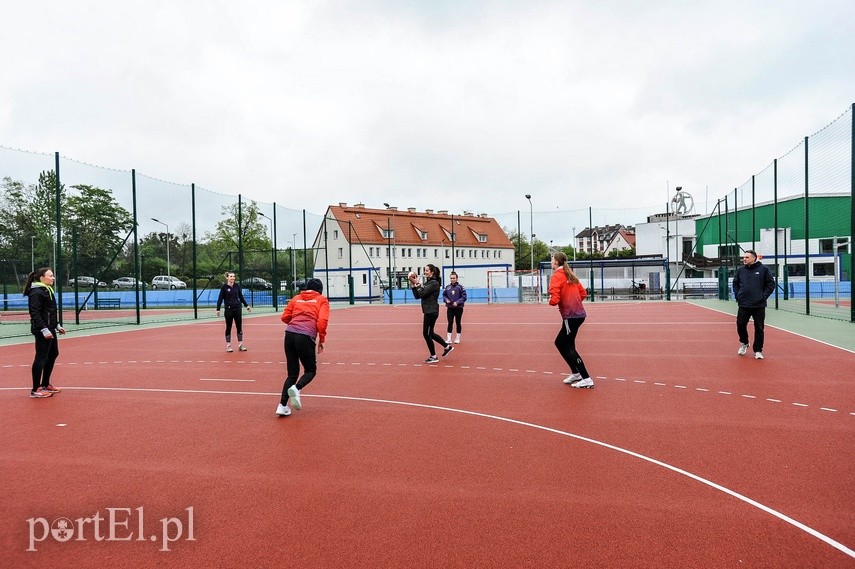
277, 279, 330, 417
24, 267, 66, 398
548, 252, 593, 388
409, 264, 453, 364
216, 272, 251, 352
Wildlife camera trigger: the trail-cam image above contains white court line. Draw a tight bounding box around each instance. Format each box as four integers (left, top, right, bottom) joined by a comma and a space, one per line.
199, 378, 255, 382
27, 385, 853, 560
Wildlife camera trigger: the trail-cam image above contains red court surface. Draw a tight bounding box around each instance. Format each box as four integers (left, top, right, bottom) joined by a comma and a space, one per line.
1, 302, 853, 568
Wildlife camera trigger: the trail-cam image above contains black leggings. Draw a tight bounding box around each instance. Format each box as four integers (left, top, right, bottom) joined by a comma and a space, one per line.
554, 317, 589, 378
422, 313, 448, 356
224, 307, 243, 343
446, 306, 463, 333
32, 332, 59, 391
281, 332, 317, 404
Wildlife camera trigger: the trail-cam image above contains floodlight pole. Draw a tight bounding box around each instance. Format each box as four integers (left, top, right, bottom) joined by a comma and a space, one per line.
151, 218, 170, 277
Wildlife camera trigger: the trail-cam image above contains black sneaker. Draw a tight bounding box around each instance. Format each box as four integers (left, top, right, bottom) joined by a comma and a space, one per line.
424, 356, 439, 363
442, 345, 454, 357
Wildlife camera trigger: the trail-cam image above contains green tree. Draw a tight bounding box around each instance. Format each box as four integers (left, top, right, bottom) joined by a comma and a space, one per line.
207, 201, 270, 271
0, 172, 67, 283
64, 185, 134, 278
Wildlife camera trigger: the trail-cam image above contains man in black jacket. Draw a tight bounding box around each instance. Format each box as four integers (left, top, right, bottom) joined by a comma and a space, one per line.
732, 250, 776, 359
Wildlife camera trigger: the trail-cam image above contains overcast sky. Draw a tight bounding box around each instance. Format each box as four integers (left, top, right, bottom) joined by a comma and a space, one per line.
2, 0, 853, 235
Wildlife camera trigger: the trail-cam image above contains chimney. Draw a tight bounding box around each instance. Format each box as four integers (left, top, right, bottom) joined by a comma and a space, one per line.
463, 210, 473, 216
437, 210, 448, 215
354, 203, 365, 208
339, 202, 347, 207
407, 207, 417, 213
388, 206, 398, 211
425, 209, 433, 214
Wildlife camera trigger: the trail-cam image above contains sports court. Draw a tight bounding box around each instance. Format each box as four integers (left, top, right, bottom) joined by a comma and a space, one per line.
1, 300, 853, 567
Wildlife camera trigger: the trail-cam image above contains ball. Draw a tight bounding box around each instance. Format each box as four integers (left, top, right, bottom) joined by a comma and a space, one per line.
408, 271, 417, 280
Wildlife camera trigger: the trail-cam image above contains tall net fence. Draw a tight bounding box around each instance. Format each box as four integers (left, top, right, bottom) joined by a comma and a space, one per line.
696, 106, 853, 322
2, 106, 852, 336
0, 148, 328, 338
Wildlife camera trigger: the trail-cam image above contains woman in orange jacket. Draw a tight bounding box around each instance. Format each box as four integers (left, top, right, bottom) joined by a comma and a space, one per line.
548, 252, 593, 388
276, 278, 330, 416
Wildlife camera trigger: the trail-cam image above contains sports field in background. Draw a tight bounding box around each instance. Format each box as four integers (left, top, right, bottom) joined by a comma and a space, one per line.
1, 301, 853, 567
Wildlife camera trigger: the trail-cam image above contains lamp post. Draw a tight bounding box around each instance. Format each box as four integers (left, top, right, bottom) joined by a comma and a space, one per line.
258, 212, 274, 243
151, 218, 170, 277
31, 236, 35, 272
291, 233, 298, 288
383, 202, 396, 294
525, 194, 534, 275
572, 227, 576, 261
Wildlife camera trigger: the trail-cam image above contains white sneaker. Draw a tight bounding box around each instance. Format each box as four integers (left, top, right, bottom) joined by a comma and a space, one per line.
563, 373, 583, 384
287, 386, 302, 410
754, 352, 764, 360
276, 404, 291, 416
571, 377, 594, 389
454, 335, 461, 344
446, 334, 452, 343
226, 344, 234, 353
737, 344, 748, 356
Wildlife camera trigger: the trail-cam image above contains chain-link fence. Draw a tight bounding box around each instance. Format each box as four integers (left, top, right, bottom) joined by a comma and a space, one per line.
2, 106, 852, 337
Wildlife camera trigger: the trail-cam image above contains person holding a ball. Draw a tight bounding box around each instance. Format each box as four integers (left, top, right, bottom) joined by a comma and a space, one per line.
409, 264, 453, 364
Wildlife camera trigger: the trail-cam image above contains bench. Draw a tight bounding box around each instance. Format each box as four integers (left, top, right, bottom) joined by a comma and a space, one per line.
682, 282, 719, 298
95, 298, 121, 309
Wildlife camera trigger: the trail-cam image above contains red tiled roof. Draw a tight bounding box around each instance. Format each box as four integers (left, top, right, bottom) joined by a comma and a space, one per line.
324, 205, 514, 248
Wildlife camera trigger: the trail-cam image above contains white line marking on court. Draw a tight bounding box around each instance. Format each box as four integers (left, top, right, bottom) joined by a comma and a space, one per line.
793, 403, 808, 407
526, 370, 536, 373
199, 378, 255, 382
614, 378, 626, 381
47, 386, 854, 560
742, 395, 757, 399
634, 380, 646, 384
654, 383, 666, 386
820, 408, 837, 413
697, 388, 709, 392
719, 391, 732, 395
675, 385, 687, 389
56, 423, 67, 427
767, 399, 781, 403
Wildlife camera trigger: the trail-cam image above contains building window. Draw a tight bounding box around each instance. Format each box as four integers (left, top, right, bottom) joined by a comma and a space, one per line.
416, 249, 421, 258
786, 264, 806, 277
478, 234, 487, 242
337, 248, 343, 259
334, 230, 339, 239
362, 274, 367, 284
813, 262, 835, 276
445, 249, 450, 258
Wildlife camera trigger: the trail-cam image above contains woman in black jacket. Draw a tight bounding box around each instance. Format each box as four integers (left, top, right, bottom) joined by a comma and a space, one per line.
24, 267, 66, 398
408, 264, 453, 364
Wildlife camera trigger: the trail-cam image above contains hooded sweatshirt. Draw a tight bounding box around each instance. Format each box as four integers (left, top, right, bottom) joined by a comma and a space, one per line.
280, 289, 330, 343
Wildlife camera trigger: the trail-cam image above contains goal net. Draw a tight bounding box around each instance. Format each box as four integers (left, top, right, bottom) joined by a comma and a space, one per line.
486, 270, 542, 304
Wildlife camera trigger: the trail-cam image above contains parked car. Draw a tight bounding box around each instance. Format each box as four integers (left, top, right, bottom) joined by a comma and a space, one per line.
68, 276, 107, 288
111, 277, 143, 289
151, 275, 187, 290
242, 277, 273, 290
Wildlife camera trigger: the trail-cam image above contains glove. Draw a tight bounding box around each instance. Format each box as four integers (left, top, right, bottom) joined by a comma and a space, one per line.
56, 325, 66, 335
41, 328, 54, 339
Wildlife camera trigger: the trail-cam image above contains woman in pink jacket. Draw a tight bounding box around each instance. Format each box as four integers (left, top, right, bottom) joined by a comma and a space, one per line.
548, 252, 593, 389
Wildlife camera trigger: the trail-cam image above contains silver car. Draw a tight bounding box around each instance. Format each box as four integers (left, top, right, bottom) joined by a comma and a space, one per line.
111, 277, 143, 289
68, 276, 107, 288
151, 275, 187, 290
